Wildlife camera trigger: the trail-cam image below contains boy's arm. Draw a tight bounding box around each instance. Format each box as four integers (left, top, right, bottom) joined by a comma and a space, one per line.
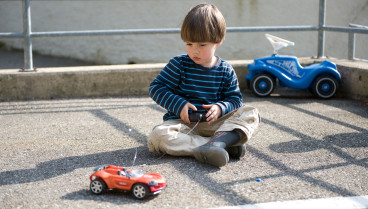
149, 58, 187, 117
216, 68, 243, 116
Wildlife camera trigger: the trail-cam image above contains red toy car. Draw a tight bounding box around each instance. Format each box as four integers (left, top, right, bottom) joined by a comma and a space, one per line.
89, 165, 166, 199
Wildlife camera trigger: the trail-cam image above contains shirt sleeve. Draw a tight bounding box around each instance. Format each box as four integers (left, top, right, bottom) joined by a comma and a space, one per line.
149, 57, 188, 117
216, 65, 243, 116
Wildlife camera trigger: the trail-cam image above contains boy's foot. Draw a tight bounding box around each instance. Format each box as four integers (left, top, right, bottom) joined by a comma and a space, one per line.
226, 145, 246, 158
193, 142, 229, 167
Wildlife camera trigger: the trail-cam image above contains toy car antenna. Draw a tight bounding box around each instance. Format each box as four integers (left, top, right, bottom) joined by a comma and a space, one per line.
265, 34, 295, 55
132, 147, 138, 167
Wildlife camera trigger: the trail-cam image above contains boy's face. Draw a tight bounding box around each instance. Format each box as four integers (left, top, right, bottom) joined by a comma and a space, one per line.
185, 41, 222, 67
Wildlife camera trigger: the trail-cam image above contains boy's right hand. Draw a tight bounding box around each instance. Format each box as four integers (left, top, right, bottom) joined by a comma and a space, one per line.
180, 102, 197, 124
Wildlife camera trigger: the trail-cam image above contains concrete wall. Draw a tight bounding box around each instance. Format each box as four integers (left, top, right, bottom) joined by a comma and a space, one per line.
0, 0, 367, 65
1, 58, 367, 101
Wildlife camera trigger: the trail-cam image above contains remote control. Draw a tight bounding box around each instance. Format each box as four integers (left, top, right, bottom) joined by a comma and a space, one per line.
188, 109, 208, 122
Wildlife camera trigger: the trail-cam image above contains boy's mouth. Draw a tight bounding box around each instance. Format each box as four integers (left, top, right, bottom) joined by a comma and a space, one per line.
193, 56, 200, 61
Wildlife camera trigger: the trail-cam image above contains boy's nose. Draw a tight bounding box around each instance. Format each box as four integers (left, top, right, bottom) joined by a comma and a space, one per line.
194, 46, 200, 53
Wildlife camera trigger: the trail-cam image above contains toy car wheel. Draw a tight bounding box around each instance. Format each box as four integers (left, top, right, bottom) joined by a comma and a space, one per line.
132, 183, 149, 199
312, 75, 338, 99
251, 73, 276, 97
90, 179, 107, 195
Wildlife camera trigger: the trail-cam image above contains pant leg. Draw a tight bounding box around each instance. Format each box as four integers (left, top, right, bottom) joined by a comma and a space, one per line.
216, 105, 260, 145
147, 119, 210, 157
147, 105, 260, 156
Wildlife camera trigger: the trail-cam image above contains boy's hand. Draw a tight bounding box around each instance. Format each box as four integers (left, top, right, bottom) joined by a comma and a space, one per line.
180, 102, 197, 124
202, 104, 222, 125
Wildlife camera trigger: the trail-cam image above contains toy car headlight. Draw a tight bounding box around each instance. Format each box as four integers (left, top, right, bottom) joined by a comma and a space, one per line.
148, 181, 158, 186
91, 176, 96, 180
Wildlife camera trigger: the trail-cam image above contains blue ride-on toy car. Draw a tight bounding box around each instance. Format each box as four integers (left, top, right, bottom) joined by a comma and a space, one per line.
246, 34, 341, 99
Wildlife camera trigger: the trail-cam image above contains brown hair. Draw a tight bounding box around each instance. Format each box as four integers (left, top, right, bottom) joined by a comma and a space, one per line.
181, 4, 226, 43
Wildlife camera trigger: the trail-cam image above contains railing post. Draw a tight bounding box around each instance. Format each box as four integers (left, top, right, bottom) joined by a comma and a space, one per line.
348, 29, 355, 60
317, 0, 326, 58
348, 24, 368, 61
21, 0, 35, 72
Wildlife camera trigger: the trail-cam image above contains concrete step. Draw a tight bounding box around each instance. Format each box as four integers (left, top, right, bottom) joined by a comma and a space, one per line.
0, 58, 367, 101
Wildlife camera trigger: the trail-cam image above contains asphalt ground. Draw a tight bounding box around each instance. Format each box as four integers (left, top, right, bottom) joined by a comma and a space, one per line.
0, 90, 367, 209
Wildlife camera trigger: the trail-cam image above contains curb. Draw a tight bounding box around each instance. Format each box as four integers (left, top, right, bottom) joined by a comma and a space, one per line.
0, 58, 367, 101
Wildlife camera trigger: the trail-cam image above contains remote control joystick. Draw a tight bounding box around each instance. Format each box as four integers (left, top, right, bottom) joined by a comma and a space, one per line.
188, 109, 208, 122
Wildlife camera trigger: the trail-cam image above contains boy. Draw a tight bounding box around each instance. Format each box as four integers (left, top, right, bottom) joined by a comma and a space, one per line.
148, 4, 260, 167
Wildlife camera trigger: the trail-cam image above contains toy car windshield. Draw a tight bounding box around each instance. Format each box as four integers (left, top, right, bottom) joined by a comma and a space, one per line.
266, 34, 295, 55
126, 169, 143, 178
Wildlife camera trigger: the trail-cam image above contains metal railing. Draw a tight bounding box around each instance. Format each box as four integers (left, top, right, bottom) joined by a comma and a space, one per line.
0, 0, 367, 71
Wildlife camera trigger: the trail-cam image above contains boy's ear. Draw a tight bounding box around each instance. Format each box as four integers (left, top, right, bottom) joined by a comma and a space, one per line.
216, 40, 224, 47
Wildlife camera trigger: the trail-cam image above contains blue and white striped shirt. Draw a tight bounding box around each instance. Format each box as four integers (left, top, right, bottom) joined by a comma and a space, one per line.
150, 54, 242, 121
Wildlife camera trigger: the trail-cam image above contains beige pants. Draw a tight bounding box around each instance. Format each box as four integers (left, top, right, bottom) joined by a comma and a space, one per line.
147, 105, 260, 157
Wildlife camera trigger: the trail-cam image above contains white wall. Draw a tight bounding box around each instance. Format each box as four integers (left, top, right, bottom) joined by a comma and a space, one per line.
0, 0, 367, 65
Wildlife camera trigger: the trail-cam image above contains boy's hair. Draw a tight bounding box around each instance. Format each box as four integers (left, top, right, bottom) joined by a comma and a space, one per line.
181, 4, 226, 43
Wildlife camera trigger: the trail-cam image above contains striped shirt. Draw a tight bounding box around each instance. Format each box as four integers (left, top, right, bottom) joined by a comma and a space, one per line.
149, 54, 242, 121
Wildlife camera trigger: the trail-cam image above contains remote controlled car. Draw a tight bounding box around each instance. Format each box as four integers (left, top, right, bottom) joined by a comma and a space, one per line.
246, 34, 341, 99
89, 165, 166, 199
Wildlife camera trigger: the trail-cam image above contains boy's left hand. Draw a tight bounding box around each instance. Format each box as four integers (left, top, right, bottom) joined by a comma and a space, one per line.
202, 104, 222, 125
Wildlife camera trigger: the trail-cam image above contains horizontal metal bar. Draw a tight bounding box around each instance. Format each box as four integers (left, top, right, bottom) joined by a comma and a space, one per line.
2, 25, 365, 38
0, 26, 365, 39
227, 25, 319, 32
0, 25, 321, 39
0, 32, 23, 38
31, 28, 181, 37
323, 26, 368, 34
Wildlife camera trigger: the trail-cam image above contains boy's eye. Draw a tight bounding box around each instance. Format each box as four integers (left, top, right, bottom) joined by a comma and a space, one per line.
200, 44, 206, 47
186, 43, 192, 46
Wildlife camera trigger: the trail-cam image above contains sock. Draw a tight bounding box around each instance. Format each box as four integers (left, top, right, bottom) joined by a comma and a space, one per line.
208, 130, 243, 148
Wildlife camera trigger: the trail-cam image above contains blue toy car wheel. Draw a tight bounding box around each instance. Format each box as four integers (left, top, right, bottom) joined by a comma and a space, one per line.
312, 75, 338, 99
251, 73, 276, 97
